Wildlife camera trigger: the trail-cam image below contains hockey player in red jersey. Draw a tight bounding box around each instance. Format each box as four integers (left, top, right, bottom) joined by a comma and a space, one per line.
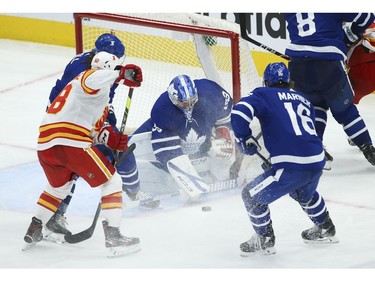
23, 51, 143, 257
347, 23, 375, 104
44, 33, 155, 245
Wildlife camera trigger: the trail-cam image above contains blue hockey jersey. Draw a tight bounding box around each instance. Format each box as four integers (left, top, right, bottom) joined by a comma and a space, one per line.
134, 78, 233, 166
231, 87, 325, 171
283, 13, 375, 60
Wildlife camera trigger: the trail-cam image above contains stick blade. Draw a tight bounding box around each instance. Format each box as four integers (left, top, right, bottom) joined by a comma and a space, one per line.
64, 203, 101, 244
64, 229, 94, 244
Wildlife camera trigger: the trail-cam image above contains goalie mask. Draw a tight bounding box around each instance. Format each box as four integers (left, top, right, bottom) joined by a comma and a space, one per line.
168, 75, 198, 121
94, 33, 125, 59
91, 51, 120, 71
263, 62, 290, 87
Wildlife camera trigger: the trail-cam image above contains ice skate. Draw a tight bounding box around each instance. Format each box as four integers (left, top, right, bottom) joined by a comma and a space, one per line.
359, 143, 375, 165
125, 188, 161, 209
44, 213, 71, 244
323, 147, 333, 171
102, 220, 141, 257
240, 232, 276, 256
301, 215, 339, 244
136, 190, 161, 209
23, 217, 43, 251
347, 138, 356, 146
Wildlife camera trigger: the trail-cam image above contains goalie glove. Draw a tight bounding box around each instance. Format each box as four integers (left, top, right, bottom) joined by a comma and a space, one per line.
97, 124, 128, 151
209, 139, 234, 159
209, 126, 234, 159
237, 135, 261, 156
210, 126, 233, 158
214, 126, 231, 141
115, 64, 143, 87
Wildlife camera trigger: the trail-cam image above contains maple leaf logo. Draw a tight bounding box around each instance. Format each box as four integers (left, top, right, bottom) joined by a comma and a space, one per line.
181, 128, 206, 155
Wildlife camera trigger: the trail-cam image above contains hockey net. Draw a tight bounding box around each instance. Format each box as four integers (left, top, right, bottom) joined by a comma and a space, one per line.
74, 13, 262, 133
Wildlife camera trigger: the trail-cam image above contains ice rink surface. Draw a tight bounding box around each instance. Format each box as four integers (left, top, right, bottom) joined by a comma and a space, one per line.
0, 39, 374, 279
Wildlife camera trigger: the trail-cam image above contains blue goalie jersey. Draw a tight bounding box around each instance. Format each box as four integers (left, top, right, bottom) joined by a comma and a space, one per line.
134, 78, 233, 166
231, 87, 325, 171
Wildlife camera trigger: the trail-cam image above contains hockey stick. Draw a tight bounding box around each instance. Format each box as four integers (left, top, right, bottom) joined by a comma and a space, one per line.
64, 143, 136, 244
229, 130, 263, 178
64, 87, 135, 244
238, 13, 290, 61
256, 151, 272, 170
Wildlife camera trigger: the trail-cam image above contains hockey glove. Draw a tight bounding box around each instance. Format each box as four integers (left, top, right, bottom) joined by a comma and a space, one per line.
343, 23, 360, 48
214, 126, 231, 141
98, 124, 128, 151
237, 135, 261, 156
210, 126, 234, 159
115, 64, 143, 87
106, 104, 117, 127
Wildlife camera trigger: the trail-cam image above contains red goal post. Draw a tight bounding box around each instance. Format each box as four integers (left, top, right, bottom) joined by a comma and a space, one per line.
74, 13, 261, 133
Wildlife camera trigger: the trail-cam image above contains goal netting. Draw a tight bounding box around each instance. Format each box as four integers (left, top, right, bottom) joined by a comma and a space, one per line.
74, 13, 262, 133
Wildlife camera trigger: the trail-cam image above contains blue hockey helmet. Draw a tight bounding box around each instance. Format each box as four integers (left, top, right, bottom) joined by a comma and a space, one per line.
94, 33, 125, 59
263, 62, 290, 87
167, 75, 198, 118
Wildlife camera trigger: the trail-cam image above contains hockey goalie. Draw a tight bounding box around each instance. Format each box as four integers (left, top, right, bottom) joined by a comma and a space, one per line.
121, 75, 238, 202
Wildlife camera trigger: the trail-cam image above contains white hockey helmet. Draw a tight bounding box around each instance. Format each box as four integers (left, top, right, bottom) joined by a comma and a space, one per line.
91, 51, 120, 70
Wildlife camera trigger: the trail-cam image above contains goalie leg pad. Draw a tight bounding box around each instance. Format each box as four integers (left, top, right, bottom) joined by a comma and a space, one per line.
167, 154, 208, 201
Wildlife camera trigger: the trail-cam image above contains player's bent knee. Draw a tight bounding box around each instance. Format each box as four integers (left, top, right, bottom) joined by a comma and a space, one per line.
44, 181, 74, 200
100, 172, 123, 197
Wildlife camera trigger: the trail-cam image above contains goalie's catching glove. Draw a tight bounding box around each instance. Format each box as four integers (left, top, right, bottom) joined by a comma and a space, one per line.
98, 124, 128, 151
115, 64, 143, 87
237, 135, 261, 156
210, 126, 234, 159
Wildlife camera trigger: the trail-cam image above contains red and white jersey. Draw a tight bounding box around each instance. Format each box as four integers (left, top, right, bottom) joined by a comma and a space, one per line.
37, 69, 119, 150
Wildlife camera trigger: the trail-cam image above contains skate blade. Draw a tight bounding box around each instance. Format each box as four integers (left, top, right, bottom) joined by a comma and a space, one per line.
106, 244, 141, 258
323, 162, 332, 171
139, 201, 161, 209
240, 247, 276, 257
303, 235, 339, 244
22, 242, 37, 252
43, 231, 66, 244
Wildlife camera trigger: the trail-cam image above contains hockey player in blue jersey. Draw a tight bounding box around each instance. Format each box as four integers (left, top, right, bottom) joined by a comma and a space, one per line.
231, 62, 338, 256
125, 74, 234, 201
44, 33, 145, 241
283, 13, 375, 167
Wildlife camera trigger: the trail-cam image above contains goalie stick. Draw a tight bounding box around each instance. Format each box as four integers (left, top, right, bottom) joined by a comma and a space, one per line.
238, 13, 290, 61
64, 87, 136, 244
229, 130, 263, 179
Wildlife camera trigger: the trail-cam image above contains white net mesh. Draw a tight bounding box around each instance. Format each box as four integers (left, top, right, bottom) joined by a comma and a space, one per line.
76, 13, 261, 133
